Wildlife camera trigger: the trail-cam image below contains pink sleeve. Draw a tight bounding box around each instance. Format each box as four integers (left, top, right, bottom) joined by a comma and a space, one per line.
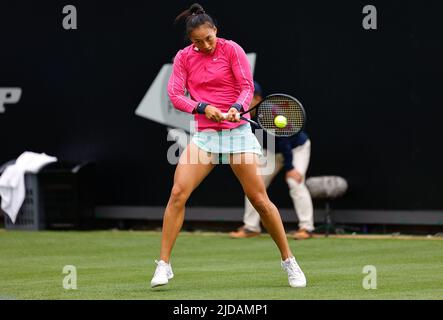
167, 50, 198, 114
228, 41, 254, 111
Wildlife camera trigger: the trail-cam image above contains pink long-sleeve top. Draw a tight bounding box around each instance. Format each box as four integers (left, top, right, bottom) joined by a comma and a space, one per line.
167, 38, 254, 131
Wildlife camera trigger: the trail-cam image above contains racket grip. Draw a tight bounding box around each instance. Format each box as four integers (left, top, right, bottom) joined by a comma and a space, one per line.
222, 112, 259, 127
221, 112, 240, 120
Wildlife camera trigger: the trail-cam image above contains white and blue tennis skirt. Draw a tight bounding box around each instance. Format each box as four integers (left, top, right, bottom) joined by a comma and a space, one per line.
192, 123, 262, 156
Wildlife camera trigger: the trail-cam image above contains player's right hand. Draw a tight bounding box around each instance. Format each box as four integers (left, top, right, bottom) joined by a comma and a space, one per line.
225, 107, 240, 122
204, 105, 224, 122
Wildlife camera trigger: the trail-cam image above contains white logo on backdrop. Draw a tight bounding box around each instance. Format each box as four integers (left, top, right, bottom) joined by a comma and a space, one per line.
0, 88, 22, 114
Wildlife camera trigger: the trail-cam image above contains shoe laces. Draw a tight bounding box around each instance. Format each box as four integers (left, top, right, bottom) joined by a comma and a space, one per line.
154, 260, 170, 276
282, 258, 302, 277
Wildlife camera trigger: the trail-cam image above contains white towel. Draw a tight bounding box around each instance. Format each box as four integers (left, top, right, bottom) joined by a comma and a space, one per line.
0, 152, 57, 223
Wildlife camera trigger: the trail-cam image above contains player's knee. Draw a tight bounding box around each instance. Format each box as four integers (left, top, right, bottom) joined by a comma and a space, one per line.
169, 185, 188, 206
248, 194, 271, 214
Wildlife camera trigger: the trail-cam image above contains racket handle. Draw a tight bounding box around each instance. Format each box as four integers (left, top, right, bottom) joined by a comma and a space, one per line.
221, 112, 259, 127
221, 112, 240, 120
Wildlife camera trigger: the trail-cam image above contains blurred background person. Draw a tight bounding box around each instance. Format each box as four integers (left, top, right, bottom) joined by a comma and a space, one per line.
230, 81, 314, 240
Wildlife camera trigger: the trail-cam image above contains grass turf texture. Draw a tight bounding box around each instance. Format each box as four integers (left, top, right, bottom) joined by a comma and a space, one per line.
0, 230, 442, 300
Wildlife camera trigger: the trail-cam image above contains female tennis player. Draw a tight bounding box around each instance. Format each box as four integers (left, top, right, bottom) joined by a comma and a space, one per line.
151, 3, 306, 288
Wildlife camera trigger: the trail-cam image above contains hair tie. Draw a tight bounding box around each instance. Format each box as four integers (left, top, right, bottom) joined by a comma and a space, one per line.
191, 10, 205, 16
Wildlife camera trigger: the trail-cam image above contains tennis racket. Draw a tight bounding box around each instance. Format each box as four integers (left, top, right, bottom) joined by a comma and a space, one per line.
222, 93, 306, 137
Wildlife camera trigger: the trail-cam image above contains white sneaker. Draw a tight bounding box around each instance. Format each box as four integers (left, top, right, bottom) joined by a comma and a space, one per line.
150, 260, 174, 288
281, 256, 307, 288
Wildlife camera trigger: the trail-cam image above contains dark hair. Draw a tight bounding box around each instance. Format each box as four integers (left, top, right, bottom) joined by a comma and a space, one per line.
174, 3, 216, 37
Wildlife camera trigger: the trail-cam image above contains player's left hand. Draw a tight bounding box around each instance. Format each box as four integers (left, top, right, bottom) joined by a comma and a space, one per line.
286, 169, 303, 184
226, 107, 241, 122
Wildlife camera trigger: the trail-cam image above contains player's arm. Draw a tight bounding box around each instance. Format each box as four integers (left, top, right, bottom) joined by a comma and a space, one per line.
228, 41, 254, 114
167, 51, 200, 114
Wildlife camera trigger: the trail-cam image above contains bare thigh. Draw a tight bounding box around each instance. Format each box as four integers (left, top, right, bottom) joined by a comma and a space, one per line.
229, 153, 268, 203
171, 142, 216, 199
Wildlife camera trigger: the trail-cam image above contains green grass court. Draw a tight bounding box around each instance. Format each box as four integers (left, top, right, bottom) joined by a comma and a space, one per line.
1, 230, 443, 300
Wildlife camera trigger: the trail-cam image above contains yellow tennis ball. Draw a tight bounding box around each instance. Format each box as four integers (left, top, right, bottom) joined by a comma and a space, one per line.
274, 115, 287, 128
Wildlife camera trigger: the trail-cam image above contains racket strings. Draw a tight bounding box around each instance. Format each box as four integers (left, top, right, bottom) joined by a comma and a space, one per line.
257, 96, 305, 137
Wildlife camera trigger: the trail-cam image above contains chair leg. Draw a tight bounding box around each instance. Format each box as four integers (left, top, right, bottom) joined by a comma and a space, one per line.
325, 202, 331, 237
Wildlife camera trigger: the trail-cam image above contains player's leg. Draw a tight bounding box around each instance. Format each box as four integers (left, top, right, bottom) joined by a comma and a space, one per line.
242, 151, 283, 233
160, 142, 216, 262
230, 153, 307, 287
230, 153, 292, 259
152, 143, 215, 287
